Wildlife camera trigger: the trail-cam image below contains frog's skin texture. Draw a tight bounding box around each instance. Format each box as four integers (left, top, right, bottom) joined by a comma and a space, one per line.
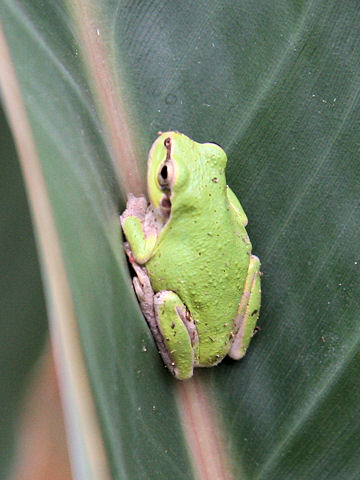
120, 132, 261, 380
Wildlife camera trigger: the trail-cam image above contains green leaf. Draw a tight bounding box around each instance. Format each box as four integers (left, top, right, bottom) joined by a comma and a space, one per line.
1, 1, 359, 479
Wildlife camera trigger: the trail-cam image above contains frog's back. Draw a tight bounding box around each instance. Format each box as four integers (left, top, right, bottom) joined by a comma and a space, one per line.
147, 197, 251, 366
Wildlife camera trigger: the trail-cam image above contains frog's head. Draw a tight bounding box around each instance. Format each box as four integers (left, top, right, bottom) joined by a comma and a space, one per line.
148, 131, 227, 219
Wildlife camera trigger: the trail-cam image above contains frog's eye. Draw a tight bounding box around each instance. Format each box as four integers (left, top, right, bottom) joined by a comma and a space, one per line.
159, 165, 168, 184
158, 161, 174, 188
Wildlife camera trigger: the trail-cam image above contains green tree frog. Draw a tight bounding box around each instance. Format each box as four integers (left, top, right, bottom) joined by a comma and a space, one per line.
120, 132, 261, 380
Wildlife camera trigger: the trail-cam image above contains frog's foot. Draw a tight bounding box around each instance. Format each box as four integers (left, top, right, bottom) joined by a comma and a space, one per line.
154, 291, 198, 380
229, 255, 261, 360
131, 262, 156, 327
120, 193, 147, 226
125, 252, 173, 370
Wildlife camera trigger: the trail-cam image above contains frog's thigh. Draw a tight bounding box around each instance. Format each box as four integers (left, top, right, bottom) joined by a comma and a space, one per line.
154, 291, 195, 380
229, 255, 261, 360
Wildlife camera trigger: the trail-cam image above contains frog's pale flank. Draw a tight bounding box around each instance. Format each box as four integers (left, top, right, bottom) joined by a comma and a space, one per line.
120, 132, 261, 380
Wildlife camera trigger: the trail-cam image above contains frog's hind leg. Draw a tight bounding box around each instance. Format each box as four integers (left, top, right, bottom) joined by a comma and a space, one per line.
229, 255, 261, 360
126, 249, 196, 380
126, 256, 176, 377
154, 291, 198, 380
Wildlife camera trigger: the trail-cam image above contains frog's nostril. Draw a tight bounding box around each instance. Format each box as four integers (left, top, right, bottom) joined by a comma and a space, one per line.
164, 137, 172, 160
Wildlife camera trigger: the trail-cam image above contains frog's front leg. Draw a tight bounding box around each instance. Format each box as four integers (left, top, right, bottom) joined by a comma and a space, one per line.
120, 194, 157, 264
229, 255, 261, 360
154, 291, 199, 380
